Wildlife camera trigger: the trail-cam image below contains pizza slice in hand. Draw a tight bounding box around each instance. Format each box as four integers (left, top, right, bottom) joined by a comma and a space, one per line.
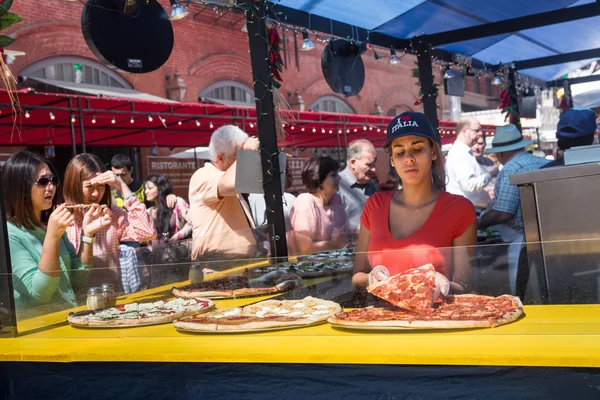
367, 264, 437, 314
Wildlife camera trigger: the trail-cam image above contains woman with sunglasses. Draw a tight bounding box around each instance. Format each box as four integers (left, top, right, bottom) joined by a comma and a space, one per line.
62, 154, 156, 292
3, 151, 111, 310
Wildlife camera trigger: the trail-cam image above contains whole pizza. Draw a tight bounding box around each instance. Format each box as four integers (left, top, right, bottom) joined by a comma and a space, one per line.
172, 274, 300, 299
174, 296, 342, 332
329, 264, 524, 330
245, 261, 353, 279
67, 298, 214, 328
328, 294, 523, 329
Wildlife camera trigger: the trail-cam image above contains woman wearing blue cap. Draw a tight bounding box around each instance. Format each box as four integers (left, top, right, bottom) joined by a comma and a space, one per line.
352, 112, 477, 295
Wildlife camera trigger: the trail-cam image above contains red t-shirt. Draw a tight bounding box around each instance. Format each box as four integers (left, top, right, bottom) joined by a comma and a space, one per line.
361, 191, 476, 277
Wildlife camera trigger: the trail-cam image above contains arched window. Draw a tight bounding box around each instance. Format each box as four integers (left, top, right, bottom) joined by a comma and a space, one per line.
387, 104, 413, 116
20, 56, 131, 88
199, 81, 254, 106
310, 96, 354, 114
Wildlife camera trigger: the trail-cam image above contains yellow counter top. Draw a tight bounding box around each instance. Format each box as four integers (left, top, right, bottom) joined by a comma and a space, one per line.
2, 264, 600, 367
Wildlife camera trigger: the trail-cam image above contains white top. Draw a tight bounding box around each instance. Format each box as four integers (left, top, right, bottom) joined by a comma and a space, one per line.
445, 141, 492, 206
248, 192, 296, 228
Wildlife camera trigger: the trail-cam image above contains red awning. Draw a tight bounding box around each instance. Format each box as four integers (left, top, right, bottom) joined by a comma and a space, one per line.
0, 90, 496, 148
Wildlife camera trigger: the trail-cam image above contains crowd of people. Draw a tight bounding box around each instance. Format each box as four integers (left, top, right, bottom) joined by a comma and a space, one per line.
4, 107, 597, 311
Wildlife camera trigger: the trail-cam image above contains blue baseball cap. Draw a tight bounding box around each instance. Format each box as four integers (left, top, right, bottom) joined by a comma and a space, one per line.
385, 112, 438, 147
557, 108, 597, 138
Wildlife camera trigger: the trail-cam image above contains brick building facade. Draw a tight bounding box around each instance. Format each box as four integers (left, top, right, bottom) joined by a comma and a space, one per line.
4, 0, 500, 197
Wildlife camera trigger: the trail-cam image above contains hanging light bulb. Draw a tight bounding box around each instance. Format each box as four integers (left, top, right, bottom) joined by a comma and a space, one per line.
70, 115, 76, 123
301, 127, 305, 132
178, 120, 182, 126
24, 110, 30, 119
111, 117, 116, 124
249, 122, 254, 128
321, 128, 325, 134
241, 22, 248, 33
49, 112, 55, 120
168, 0, 188, 20
130, 117, 135, 124
492, 76, 502, 85
195, 120, 200, 127
389, 48, 401, 65
443, 68, 455, 79
91, 116, 96, 124
377, 128, 381, 133
290, 125, 295, 130
312, 127, 316, 133
300, 30, 315, 51
209, 122, 214, 129
148, 115, 153, 122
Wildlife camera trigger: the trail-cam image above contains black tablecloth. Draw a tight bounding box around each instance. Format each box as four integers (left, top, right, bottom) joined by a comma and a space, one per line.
2, 362, 600, 400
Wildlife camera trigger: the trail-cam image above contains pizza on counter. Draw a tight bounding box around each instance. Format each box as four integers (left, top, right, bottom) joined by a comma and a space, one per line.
67, 298, 214, 328
174, 296, 342, 332
244, 261, 353, 279
172, 274, 301, 299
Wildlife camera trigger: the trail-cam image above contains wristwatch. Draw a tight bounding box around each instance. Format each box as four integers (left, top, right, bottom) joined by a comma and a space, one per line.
81, 234, 96, 244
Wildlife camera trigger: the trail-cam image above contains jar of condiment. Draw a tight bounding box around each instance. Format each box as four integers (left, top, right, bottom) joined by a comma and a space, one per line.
101, 283, 117, 308
86, 287, 106, 310
189, 264, 204, 284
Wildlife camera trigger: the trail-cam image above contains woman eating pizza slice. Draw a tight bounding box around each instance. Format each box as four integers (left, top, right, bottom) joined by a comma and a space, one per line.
352, 112, 477, 295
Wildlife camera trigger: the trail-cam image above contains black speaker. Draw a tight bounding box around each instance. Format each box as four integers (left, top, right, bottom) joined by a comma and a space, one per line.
518, 95, 537, 119
444, 71, 465, 97
82, 0, 174, 73
321, 39, 365, 97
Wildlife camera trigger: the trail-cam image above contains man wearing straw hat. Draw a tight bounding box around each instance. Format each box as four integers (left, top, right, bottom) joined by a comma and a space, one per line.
478, 124, 547, 295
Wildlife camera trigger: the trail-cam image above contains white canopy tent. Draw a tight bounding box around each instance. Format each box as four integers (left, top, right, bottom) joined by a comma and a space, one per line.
169, 147, 211, 160
572, 81, 600, 109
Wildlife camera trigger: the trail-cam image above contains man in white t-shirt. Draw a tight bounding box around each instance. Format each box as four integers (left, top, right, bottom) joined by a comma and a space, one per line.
446, 117, 498, 207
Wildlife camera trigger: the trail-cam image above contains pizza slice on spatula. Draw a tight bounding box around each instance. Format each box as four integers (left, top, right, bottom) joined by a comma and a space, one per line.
367, 264, 437, 314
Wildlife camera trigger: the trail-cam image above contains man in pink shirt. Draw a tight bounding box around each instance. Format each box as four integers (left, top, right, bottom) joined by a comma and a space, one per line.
189, 125, 260, 260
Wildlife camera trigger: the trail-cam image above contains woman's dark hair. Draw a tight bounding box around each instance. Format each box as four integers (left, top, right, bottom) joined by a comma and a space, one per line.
146, 174, 174, 237
2, 151, 60, 229
301, 156, 340, 193
63, 153, 112, 207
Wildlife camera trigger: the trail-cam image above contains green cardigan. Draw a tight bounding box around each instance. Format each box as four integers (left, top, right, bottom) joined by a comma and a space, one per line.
7, 221, 90, 310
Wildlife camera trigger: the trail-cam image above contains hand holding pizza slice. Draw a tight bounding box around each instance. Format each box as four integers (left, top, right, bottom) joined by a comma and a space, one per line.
367, 264, 444, 314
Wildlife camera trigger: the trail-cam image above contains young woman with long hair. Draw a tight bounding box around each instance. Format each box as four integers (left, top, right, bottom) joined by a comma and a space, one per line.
3, 151, 110, 309
145, 174, 192, 242
352, 112, 477, 295
62, 153, 156, 291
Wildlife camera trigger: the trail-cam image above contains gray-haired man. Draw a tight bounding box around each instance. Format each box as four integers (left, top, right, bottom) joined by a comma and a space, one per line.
338, 139, 378, 236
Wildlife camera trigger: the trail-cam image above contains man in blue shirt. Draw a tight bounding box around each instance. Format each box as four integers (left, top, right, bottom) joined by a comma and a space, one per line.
541, 108, 597, 169
478, 124, 547, 295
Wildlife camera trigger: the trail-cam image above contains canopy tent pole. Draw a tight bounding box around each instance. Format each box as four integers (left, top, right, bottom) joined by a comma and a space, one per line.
0, 179, 17, 338
77, 98, 86, 154
68, 98, 77, 158
246, 0, 288, 261
508, 66, 523, 132
415, 39, 440, 142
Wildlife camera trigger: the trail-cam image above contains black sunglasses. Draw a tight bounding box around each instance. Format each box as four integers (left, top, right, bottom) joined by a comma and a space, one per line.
34, 176, 60, 187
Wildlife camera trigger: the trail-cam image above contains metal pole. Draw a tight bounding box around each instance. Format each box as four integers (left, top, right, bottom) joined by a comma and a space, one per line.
0, 179, 17, 338
78, 98, 86, 153
193, 146, 198, 168
246, 0, 288, 261
69, 117, 77, 158
415, 39, 440, 143
68, 99, 77, 158
336, 126, 342, 166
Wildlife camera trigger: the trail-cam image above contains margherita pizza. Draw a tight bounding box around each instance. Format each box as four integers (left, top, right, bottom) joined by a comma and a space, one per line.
367, 264, 436, 313
172, 275, 300, 299
328, 294, 523, 329
67, 298, 214, 328
174, 296, 342, 332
